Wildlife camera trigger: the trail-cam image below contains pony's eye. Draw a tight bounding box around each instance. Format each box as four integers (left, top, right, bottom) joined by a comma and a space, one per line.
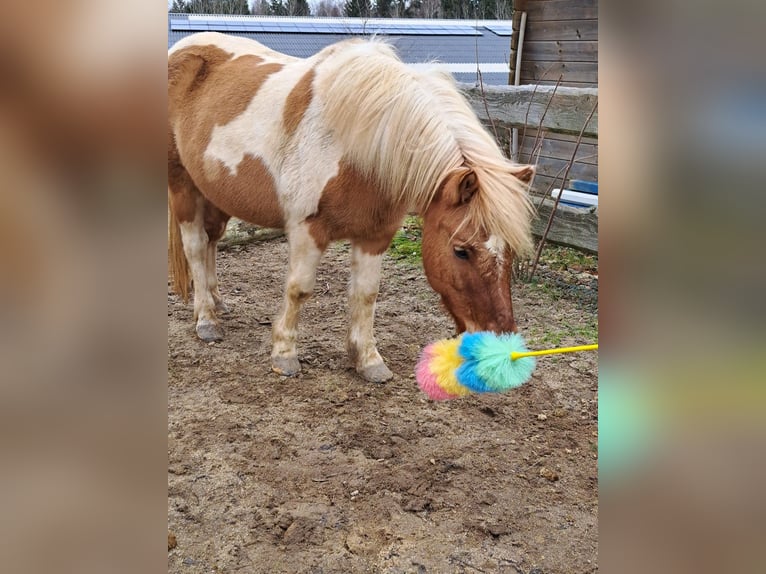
453, 246, 470, 260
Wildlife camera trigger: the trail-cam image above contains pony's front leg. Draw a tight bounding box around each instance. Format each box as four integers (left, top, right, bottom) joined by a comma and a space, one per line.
347, 244, 393, 383
271, 225, 324, 376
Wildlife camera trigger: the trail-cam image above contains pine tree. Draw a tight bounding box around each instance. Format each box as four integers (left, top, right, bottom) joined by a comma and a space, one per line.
251, 0, 271, 14
287, 0, 311, 16
269, 0, 288, 15
171, 1, 251, 14
316, 0, 343, 16
343, 0, 372, 18
375, 0, 392, 17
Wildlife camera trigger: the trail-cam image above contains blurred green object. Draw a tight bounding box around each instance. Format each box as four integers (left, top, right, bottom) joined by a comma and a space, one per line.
598, 365, 657, 483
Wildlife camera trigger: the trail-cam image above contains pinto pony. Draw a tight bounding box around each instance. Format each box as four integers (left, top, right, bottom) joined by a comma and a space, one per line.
168, 33, 536, 382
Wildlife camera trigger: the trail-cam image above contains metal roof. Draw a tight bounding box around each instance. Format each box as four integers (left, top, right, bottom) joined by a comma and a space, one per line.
168, 14, 513, 86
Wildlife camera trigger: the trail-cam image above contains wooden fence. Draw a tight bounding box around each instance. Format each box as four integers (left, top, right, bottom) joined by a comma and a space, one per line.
460, 83, 598, 254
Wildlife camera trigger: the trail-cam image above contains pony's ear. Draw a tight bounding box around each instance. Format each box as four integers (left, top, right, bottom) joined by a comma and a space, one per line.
457, 169, 479, 204
512, 165, 535, 184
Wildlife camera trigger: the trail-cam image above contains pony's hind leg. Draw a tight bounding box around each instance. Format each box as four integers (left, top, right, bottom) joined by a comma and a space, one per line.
168, 179, 225, 342
169, 130, 226, 342
203, 200, 231, 316
347, 243, 393, 383
271, 223, 325, 376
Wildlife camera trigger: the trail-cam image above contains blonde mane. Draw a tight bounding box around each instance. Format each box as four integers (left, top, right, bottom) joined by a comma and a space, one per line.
319, 40, 535, 255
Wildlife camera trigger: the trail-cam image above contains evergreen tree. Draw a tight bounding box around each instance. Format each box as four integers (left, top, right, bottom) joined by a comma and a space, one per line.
404, 0, 422, 17
287, 0, 311, 16
269, 0, 288, 15
251, 0, 271, 14
343, 0, 372, 18
170, 1, 251, 14
315, 0, 343, 16
375, 0, 392, 17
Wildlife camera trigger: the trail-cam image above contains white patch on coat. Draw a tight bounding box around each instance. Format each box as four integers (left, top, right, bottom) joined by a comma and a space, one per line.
485, 235, 505, 265
202, 56, 343, 226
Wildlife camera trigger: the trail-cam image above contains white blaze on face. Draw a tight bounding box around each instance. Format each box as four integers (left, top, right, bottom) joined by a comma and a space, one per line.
485, 235, 505, 267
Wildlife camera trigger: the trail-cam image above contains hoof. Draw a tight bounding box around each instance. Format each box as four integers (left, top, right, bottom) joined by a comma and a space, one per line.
196, 320, 224, 342
271, 356, 301, 377
358, 362, 393, 383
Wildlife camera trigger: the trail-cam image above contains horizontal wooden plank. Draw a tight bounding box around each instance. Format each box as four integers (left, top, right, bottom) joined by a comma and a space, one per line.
459, 83, 598, 138
523, 0, 598, 22
528, 173, 599, 197
532, 198, 598, 253
522, 128, 598, 146
520, 137, 598, 165
520, 61, 598, 84
522, 40, 598, 63
519, 79, 597, 88
523, 19, 598, 42
533, 156, 597, 181
528, 173, 565, 195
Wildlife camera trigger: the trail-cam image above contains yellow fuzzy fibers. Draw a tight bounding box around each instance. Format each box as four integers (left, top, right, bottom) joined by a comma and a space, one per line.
430, 339, 471, 397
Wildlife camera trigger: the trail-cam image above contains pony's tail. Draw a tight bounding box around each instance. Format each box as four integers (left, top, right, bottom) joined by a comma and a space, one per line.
168, 196, 191, 303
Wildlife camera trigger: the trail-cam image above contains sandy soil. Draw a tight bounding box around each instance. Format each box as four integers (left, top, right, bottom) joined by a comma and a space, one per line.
168, 236, 598, 573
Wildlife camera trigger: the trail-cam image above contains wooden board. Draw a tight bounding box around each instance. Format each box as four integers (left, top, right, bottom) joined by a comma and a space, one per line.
523, 19, 598, 42
532, 198, 598, 253
528, 173, 565, 195
528, 173, 599, 197
532, 157, 597, 181
520, 61, 598, 84
522, 40, 598, 62
460, 83, 598, 138
522, 128, 598, 146
523, 0, 598, 21
518, 80, 597, 88
520, 137, 598, 165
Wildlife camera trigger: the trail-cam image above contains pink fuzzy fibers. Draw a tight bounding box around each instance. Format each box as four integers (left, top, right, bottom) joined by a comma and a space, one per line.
416, 344, 459, 401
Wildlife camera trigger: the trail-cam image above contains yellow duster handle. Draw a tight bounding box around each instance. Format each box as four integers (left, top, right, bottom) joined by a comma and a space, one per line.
511, 344, 598, 361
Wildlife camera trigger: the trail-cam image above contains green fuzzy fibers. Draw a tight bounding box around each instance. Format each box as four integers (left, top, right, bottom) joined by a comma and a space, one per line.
457, 332, 536, 392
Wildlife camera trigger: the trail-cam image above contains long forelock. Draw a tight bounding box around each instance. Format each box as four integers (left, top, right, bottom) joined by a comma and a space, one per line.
470, 165, 536, 257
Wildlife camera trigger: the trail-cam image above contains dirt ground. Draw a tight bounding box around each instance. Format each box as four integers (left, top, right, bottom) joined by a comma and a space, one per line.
168, 235, 598, 574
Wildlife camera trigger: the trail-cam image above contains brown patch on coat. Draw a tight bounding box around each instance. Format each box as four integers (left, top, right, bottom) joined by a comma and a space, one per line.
168, 45, 267, 126
168, 127, 198, 223
283, 68, 315, 138
203, 199, 230, 241
307, 159, 406, 254
202, 155, 284, 229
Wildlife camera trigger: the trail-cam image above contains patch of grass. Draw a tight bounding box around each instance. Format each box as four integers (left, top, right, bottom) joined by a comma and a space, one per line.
530, 317, 599, 348
537, 244, 598, 274
388, 216, 423, 265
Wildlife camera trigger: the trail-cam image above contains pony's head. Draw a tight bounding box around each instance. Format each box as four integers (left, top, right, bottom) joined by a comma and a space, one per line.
421, 165, 535, 334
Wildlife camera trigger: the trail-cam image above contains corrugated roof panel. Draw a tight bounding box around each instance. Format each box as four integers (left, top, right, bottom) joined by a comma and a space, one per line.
483, 24, 514, 36
167, 16, 513, 85
169, 16, 488, 36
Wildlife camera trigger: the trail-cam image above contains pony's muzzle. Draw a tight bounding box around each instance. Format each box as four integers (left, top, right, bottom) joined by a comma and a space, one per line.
485, 316, 518, 334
